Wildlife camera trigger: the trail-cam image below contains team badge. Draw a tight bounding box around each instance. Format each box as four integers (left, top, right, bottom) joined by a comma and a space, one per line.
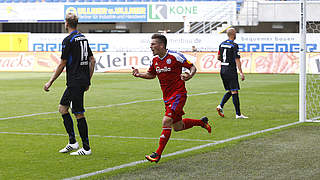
166, 59, 171, 64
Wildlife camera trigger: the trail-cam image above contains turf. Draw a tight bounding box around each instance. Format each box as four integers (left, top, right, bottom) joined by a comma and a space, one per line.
108, 125, 320, 180
0, 72, 299, 179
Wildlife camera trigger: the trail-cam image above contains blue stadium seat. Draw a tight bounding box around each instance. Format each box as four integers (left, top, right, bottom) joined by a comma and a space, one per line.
151, 0, 159, 2
102, 0, 109, 2
86, 0, 93, 2
160, 0, 167, 1
5, 0, 13, 3
142, 0, 150, 2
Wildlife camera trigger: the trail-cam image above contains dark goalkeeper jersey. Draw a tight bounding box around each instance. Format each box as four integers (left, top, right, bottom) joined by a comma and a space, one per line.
218, 39, 240, 76
61, 30, 93, 87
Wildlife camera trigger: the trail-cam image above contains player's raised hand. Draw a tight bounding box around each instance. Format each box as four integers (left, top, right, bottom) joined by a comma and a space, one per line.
181, 72, 192, 81
43, 81, 52, 92
132, 67, 140, 77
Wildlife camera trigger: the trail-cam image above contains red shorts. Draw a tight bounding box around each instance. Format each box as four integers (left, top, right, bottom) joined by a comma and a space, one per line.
164, 94, 187, 124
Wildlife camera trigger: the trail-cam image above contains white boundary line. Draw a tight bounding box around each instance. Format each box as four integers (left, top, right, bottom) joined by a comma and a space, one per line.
0, 92, 218, 121
0, 131, 216, 142
63, 121, 302, 180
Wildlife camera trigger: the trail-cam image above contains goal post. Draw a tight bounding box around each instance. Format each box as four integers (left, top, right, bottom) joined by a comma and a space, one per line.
301, 0, 320, 122
300, 0, 306, 122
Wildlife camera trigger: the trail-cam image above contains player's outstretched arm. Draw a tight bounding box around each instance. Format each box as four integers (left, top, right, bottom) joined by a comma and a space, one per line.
132, 67, 156, 79
43, 59, 67, 92
181, 65, 197, 81
235, 58, 245, 81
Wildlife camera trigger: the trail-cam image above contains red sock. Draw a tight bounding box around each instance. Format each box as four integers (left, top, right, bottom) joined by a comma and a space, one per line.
182, 118, 205, 130
156, 127, 172, 155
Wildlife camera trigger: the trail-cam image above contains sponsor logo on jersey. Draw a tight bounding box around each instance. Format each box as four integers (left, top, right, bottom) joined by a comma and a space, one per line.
155, 62, 158, 65
80, 61, 89, 65
156, 66, 171, 73
166, 58, 171, 64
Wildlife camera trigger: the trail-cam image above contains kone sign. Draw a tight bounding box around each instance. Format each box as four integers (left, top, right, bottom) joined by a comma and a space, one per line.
148, 4, 197, 22
147, 2, 236, 22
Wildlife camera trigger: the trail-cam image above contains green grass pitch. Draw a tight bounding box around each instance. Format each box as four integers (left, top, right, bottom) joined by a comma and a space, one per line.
0, 72, 298, 179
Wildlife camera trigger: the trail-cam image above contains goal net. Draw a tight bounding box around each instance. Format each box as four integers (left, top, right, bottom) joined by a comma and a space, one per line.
302, 0, 320, 122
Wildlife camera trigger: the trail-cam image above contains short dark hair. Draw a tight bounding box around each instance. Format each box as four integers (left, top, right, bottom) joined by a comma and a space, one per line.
151, 34, 167, 48
65, 13, 78, 29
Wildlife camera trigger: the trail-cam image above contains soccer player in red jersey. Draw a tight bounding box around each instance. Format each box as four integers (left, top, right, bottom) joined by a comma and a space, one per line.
132, 34, 212, 163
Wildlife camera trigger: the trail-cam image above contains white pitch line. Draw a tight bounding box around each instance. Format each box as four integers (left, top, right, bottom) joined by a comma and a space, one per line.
0, 91, 217, 121
63, 121, 302, 180
0, 131, 216, 142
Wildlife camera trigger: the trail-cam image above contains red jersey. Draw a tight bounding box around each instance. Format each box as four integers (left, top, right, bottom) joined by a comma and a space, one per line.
148, 50, 193, 101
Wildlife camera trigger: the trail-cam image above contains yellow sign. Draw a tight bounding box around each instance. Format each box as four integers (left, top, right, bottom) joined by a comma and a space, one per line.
0, 33, 28, 51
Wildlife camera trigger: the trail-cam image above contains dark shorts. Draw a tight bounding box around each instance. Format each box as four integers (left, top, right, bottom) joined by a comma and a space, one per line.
60, 86, 87, 114
220, 73, 240, 91
164, 94, 186, 124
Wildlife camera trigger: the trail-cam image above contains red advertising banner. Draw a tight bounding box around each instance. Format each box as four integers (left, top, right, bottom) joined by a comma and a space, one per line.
0, 51, 317, 74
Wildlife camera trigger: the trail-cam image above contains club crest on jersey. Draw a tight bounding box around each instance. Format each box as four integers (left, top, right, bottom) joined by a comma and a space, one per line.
166, 59, 172, 64
156, 66, 171, 73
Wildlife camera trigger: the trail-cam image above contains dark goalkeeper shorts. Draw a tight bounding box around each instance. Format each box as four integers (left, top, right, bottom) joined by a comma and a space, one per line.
220, 73, 240, 91
60, 86, 87, 114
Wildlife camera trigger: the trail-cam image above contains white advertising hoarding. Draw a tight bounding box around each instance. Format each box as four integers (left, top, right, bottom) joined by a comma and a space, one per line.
0, 4, 64, 22
147, 2, 236, 22
29, 33, 320, 52
0, 2, 236, 23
